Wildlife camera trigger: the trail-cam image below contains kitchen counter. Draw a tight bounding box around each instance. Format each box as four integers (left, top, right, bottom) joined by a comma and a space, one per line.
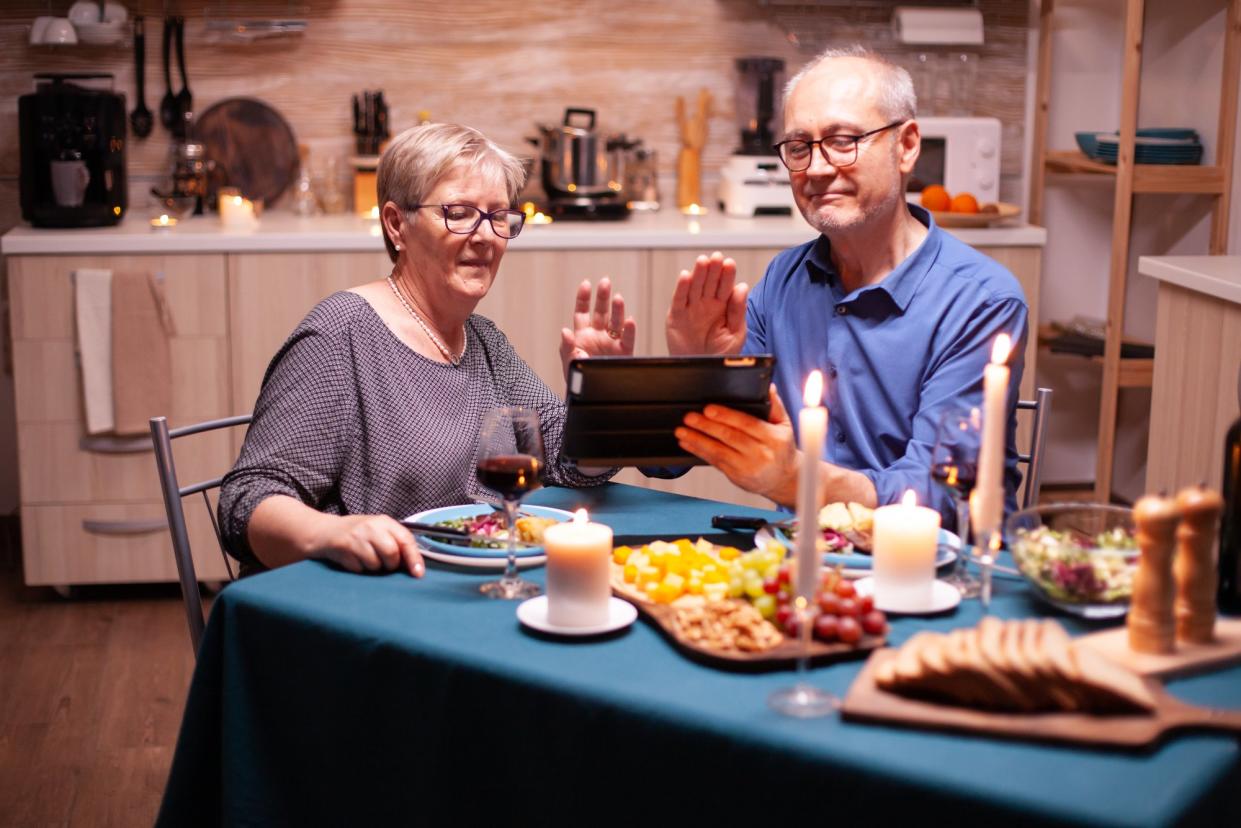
1, 210, 1046, 255
1138, 255, 1241, 305
1140, 255, 1241, 496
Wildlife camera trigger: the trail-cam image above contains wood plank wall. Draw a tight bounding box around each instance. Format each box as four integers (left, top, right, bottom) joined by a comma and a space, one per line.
0, 0, 1030, 231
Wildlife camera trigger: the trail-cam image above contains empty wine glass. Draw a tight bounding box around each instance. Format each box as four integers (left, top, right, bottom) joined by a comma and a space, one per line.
476, 407, 544, 600
930, 407, 982, 597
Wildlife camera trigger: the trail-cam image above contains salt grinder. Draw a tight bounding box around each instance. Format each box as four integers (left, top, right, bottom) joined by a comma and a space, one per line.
1174, 486, 1225, 644
1129, 494, 1179, 653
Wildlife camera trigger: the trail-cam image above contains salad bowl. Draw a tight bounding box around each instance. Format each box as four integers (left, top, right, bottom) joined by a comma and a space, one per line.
1006, 503, 1137, 619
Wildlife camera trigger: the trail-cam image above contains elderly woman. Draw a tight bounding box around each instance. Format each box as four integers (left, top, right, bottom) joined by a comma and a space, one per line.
219, 123, 633, 578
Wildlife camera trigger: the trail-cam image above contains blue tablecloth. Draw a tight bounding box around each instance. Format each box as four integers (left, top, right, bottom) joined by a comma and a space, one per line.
158, 484, 1241, 826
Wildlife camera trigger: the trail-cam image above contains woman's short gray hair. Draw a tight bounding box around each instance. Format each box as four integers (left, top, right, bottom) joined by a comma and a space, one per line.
376, 122, 527, 262
783, 45, 917, 122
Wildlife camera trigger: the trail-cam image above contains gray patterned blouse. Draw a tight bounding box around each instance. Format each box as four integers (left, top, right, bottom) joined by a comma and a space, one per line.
219, 290, 610, 567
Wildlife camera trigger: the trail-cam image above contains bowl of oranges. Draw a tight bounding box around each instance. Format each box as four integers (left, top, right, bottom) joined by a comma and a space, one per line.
918, 185, 1021, 227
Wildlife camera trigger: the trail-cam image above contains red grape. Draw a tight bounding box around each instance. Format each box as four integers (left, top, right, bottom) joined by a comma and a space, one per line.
817, 592, 842, 615
858, 594, 875, 614
777, 567, 791, 585
837, 597, 860, 617
763, 577, 780, 595
776, 604, 794, 630
838, 616, 862, 644
814, 613, 840, 642
861, 610, 888, 636
834, 579, 857, 598
784, 614, 802, 637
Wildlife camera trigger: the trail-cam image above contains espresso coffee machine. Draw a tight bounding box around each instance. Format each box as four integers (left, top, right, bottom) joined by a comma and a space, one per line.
717, 57, 797, 217
20, 73, 128, 228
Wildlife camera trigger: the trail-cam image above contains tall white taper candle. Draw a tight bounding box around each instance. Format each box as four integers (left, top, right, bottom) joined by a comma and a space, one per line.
971, 333, 1011, 540
796, 370, 828, 599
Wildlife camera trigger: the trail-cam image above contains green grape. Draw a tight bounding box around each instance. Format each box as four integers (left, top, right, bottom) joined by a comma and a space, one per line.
753, 593, 777, 620
728, 578, 744, 598
744, 578, 766, 599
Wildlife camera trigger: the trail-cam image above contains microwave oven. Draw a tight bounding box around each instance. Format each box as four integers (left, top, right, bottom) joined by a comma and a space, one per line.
907, 116, 1000, 204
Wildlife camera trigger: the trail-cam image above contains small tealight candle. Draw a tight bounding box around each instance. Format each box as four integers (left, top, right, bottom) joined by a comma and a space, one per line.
149, 214, 177, 232
680, 202, 707, 216
873, 489, 941, 611
218, 191, 258, 229
543, 509, 613, 627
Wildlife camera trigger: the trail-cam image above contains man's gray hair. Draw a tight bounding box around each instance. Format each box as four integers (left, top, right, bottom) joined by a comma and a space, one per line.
377, 122, 527, 262
783, 45, 917, 122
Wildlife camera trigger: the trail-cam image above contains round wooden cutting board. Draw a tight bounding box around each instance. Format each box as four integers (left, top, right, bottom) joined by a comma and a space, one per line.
195, 97, 298, 206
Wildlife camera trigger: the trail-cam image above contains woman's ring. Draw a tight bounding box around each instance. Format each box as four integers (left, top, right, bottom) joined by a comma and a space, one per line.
607, 328, 622, 340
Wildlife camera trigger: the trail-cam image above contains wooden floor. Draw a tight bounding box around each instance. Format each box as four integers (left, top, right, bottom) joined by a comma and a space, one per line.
0, 557, 202, 827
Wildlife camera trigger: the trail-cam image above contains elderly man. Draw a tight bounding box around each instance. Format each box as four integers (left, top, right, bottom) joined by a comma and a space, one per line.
666, 46, 1028, 526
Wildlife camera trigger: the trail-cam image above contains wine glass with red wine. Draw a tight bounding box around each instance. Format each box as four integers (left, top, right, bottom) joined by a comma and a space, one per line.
930, 407, 982, 597
476, 407, 545, 599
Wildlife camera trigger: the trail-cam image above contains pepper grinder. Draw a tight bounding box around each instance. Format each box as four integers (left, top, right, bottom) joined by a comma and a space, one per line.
1174, 485, 1225, 643
1129, 494, 1179, 653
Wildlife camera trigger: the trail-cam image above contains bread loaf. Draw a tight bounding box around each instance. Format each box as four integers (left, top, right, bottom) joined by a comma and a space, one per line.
874, 619, 1154, 715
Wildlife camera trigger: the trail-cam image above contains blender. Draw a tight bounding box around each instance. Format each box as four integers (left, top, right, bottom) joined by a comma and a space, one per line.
717, 57, 797, 218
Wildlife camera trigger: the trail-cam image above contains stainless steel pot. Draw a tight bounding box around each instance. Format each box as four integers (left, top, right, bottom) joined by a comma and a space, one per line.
531, 108, 619, 198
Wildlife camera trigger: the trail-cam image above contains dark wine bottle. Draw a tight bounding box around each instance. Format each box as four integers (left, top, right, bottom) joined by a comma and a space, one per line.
1220, 415, 1241, 614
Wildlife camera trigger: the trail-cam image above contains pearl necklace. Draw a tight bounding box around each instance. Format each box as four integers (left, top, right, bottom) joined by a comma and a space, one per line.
386, 274, 465, 367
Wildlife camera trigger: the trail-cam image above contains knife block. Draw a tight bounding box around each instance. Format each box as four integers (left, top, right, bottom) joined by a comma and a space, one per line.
351, 155, 380, 218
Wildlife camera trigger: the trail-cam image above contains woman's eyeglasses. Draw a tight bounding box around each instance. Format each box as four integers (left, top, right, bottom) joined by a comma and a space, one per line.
409, 203, 525, 239
772, 120, 906, 172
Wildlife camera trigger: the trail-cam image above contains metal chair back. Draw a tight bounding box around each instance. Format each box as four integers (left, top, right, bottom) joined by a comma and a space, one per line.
1016, 388, 1053, 509
150, 414, 251, 656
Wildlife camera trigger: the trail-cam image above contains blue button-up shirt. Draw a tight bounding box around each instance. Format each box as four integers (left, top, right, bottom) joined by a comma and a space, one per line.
744, 205, 1028, 527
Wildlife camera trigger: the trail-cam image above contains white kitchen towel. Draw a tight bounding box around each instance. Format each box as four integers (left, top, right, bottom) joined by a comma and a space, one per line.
74, 268, 114, 435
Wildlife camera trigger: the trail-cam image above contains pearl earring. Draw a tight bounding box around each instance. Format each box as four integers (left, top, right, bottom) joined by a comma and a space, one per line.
394, 243, 401, 251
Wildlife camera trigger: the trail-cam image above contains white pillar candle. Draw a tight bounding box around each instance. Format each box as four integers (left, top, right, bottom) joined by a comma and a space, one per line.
795, 370, 828, 599
873, 489, 942, 610
971, 333, 1011, 541
543, 509, 613, 627
218, 191, 258, 229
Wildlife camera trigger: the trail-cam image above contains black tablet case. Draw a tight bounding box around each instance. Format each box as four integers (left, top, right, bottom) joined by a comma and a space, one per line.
562, 355, 774, 466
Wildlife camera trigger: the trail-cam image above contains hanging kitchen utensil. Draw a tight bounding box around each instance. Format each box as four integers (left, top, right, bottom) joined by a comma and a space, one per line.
173, 16, 192, 137
159, 16, 176, 131
195, 97, 298, 206
129, 16, 152, 138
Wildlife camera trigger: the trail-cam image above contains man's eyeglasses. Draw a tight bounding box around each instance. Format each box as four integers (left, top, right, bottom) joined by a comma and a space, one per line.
409, 203, 525, 239
773, 120, 906, 172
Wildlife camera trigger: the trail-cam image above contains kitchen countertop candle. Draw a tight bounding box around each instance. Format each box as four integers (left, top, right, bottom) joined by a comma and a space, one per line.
543, 509, 613, 627
218, 190, 258, 230
795, 370, 827, 599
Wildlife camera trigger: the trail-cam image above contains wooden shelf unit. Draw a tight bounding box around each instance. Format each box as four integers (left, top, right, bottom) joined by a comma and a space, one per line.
1028, 0, 1240, 501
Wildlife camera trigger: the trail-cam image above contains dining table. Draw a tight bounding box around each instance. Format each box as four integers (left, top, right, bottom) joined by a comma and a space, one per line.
156, 483, 1241, 826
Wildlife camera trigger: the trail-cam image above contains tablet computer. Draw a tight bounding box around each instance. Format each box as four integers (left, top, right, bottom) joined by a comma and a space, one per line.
562, 355, 774, 466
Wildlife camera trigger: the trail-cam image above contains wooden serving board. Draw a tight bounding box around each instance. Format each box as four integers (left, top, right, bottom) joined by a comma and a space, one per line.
1077, 617, 1241, 680
610, 579, 883, 672
841, 649, 1241, 749
196, 97, 299, 206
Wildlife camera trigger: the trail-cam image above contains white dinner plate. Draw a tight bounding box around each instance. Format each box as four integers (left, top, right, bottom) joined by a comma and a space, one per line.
756, 527, 961, 573
516, 596, 638, 637
853, 576, 962, 616
404, 503, 573, 569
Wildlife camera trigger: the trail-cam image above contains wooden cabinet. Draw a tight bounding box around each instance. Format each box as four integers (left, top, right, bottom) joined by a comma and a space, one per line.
228, 252, 388, 421
6, 238, 1042, 585
8, 254, 233, 585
